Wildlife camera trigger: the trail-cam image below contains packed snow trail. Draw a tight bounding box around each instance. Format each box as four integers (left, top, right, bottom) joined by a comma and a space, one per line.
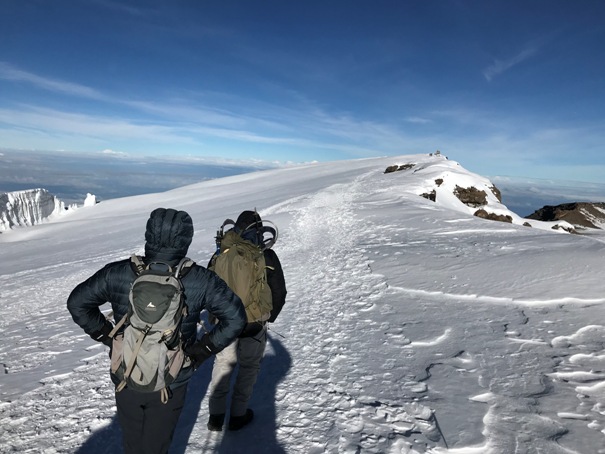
194, 171, 450, 453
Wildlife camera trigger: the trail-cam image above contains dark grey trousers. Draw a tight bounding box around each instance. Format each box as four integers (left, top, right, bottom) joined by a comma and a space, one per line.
115, 385, 187, 454
208, 325, 267, 417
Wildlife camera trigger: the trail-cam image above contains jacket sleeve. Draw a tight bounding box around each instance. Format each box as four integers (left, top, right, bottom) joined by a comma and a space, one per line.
196, 267, 247, 351
66, 262, 126, 337
265, 249, 287, 323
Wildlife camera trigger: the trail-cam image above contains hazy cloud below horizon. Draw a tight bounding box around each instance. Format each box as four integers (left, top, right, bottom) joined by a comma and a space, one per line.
1, 150, 605, 217
0, 150, 268, 204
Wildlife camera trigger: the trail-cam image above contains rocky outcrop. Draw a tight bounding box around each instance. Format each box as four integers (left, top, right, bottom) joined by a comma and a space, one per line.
385, 163, 415, 173
0, 189, 65, 231
474, 209, 512, 223
454, 186, 487, 208
384, 158, 514, 225
420, 190, 436, 202
525, 202, 605, 229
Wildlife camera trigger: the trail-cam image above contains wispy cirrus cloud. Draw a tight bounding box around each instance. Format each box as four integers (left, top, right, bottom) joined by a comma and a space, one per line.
0, 63, 413, 156
404, 116, 432, 124
88, 0, 149, 17
483, 45, 539, 81
0, 62, 106, 99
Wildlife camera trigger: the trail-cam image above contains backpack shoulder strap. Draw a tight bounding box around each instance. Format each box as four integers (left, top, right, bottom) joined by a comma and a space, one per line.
175, 257, 194, 278
130, 254, 146, 275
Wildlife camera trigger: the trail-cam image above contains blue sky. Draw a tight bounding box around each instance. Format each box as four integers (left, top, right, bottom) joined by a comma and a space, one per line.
1, 0, 604, 182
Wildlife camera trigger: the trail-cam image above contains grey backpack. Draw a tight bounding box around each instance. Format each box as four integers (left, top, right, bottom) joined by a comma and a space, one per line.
109, 255, 193, 403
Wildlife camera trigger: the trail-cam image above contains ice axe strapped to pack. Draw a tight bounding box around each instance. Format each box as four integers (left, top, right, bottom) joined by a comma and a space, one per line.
214, 215, 278, 254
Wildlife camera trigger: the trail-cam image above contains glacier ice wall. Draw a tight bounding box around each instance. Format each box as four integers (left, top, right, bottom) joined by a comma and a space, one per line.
0, 189, 65, 231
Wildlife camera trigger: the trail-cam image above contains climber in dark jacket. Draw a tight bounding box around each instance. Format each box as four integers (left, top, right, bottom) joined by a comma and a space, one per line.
67, 208, 246, 454
206, 209, 287, 432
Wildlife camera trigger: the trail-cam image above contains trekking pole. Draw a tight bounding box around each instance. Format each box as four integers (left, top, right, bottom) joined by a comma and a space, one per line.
214, 229, 222, 255
431, 410, 448, 449
267, 325, 286, 339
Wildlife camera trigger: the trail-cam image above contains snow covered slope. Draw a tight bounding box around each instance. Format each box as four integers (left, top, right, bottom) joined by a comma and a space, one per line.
1, 154, 604, 454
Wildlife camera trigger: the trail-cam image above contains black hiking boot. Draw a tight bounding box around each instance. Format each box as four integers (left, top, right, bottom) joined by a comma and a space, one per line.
207, 413, 225, 432
228, 409, 254, 431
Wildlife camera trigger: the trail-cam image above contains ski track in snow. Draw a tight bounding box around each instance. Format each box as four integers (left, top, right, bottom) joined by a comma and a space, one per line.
1, 165, 605, 453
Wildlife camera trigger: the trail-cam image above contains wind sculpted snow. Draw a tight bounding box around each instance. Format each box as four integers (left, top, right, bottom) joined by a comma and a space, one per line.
1, 154, 604, 453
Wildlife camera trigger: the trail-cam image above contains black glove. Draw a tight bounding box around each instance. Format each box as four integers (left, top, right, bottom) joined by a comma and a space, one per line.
89, 320, 114, 348
184, 334, 216, 369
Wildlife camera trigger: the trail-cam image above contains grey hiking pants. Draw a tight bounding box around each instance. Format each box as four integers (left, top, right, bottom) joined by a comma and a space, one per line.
208, 325, 267, 417
115, 384, 187, 454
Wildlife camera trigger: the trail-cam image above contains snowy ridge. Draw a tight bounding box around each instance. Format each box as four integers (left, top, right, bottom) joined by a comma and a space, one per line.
1, 154, 604, 453
386, 155, 575, 233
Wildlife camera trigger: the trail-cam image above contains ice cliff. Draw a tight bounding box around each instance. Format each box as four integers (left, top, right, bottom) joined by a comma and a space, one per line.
0, 189, 67, 231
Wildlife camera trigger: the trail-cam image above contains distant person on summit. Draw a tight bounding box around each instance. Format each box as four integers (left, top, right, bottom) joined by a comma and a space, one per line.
205, 209, 287, 431
67, 208, 246, 454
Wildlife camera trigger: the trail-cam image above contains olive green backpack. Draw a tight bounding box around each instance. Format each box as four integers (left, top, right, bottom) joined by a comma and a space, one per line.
209, 219, 277, 323
210, 229, 273, 323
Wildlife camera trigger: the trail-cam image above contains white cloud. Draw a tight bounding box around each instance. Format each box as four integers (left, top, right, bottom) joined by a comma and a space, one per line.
483, 46, 538, 81
101, 149, 128, 156
0, 62, 105, 100
89, 0, 147, 16
404, 116, 432, 124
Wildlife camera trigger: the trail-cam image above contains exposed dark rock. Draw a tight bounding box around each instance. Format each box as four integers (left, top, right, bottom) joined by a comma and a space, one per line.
421, 190, 436, 202
384, 163, 416, 174
435, 178, 443, 186
474, 209, 513, 223
454, 186, 487, 207
523, 222, 532, 227
552, 223, 577, 234
526, 202, 605, 229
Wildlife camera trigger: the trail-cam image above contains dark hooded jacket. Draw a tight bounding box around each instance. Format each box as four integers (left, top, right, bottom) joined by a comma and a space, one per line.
67, 208, 247, 388
210, 210, 287, 337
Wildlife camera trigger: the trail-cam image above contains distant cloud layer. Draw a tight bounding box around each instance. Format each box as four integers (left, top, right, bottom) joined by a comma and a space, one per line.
0, 149, 272, 203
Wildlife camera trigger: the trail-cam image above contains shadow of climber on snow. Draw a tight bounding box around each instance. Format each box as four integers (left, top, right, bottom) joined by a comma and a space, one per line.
214, 333, 292, 454
76, 333, 290, 453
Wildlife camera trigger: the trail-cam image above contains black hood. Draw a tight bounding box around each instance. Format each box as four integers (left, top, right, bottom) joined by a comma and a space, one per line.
234, 210, 263, 245
144, 208, 193, 262
235, 210, 262, 232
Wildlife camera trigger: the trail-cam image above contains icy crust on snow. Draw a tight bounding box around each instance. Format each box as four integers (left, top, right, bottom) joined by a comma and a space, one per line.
1, 154, 605, 453
549, 325, 605, 440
